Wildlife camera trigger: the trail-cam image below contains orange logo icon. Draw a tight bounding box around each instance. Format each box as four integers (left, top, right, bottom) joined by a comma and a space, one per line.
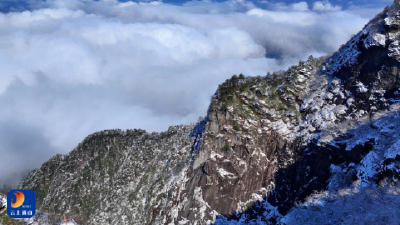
10, 191, 25, 208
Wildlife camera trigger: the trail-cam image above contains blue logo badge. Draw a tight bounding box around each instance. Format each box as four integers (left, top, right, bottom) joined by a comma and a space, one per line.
7, 190, 36, 218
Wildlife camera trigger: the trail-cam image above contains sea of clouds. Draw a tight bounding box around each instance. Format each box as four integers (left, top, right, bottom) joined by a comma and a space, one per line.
0, 0, 385, 188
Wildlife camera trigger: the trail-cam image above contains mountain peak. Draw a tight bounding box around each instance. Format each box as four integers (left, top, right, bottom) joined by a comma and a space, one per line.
3, 3, 400, 225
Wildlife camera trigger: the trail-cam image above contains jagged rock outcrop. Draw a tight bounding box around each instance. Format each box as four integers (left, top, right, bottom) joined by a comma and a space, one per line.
3, 1, 400, 225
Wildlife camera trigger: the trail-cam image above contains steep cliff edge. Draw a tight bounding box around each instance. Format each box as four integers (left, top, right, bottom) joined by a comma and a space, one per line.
176, 2, 400, 221
3, 1, 400, 225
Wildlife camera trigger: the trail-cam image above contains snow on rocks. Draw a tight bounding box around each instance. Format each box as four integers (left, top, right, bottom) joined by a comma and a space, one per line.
388, 41, 400, 60
210, 151, 224, 161
357, 151, 381, 182
323, 33, 361, 76
363, 30, 386, 49
355, 81, 368, 93
192, 187, 218, 224
0, 193, 6, 214
216, 168, 237, 179
385, 140, 400, 159
327, 113, 400, 185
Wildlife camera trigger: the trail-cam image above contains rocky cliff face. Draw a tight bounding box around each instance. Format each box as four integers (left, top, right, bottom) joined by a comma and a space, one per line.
3, 1, 400, 225
13, 126, 195, 224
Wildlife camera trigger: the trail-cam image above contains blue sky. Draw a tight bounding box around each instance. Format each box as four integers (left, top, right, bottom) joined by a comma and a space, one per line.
0, 0, 392, 12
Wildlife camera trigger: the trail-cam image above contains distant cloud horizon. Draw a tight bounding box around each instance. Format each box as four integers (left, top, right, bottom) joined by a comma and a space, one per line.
0, 0, 391, 12
0, 0, 387, 188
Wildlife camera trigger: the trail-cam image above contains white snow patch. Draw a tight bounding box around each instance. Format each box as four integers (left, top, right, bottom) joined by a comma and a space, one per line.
178, 218, 189, 224
210, 151, 224, 161
0, 194, 6, 214
355, 81, 368, 93
363, 31, 386, 49
358, 151, 380, 181
385, 139, 400, 159
216, 168, 237, 179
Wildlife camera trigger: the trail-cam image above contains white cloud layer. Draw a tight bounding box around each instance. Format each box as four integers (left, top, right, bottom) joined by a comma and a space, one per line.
0, 0, 382, 187
263, 1, 310, 11
313, 1, 342, 11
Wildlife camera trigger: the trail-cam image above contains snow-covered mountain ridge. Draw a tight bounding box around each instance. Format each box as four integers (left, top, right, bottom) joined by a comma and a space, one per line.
2, 1, 400, 224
